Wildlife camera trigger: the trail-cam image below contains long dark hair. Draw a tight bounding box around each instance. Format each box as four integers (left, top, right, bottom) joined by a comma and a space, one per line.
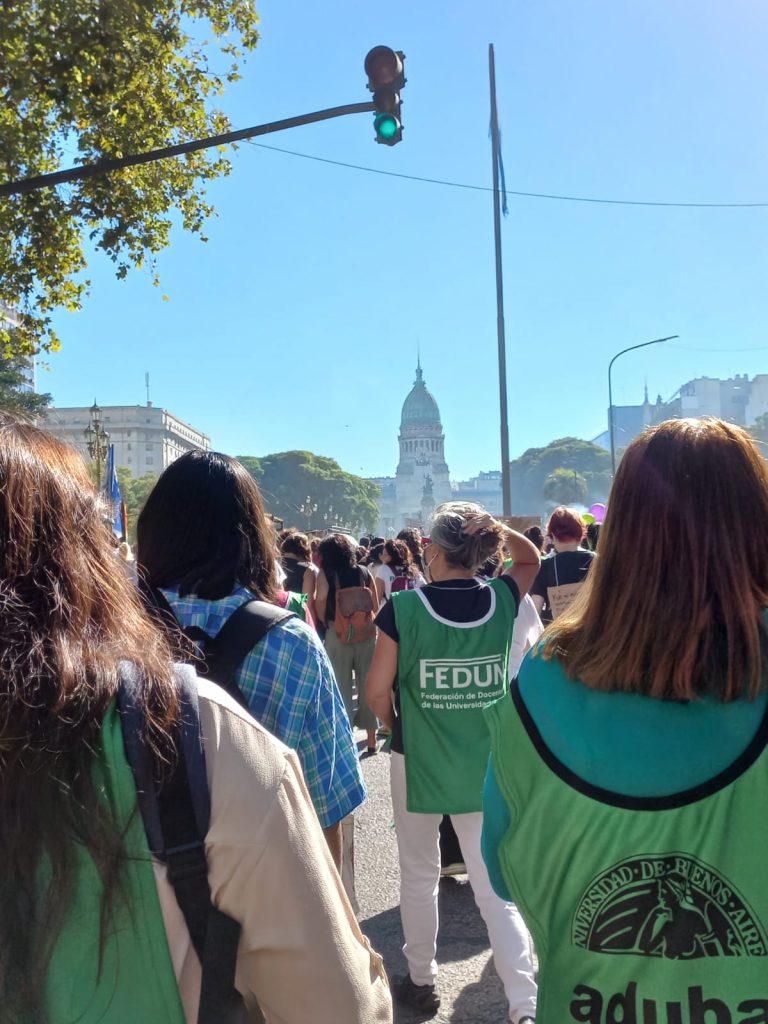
397, 527, 425, 571
0, 419, 177, 1022
318, 533, 358, 576
542, 418, 768, 701
137, 450, 277, 602
385, 538, 418, 578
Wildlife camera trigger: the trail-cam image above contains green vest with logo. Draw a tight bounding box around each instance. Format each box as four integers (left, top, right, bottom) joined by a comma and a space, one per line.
485, 682, 768, 1024
46, 701, 185, 1022
393, 577, 515, 814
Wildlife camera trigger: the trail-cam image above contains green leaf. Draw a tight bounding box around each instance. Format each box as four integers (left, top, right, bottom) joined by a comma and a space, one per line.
0, 0, 260, 356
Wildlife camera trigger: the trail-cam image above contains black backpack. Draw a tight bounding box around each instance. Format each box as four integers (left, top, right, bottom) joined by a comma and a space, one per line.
119, 592, 296, 1023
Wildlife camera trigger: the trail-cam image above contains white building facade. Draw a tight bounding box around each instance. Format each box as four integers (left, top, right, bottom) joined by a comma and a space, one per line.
598, 374, 768, 450
374, 363, 452, 534
47, 403, 210, 477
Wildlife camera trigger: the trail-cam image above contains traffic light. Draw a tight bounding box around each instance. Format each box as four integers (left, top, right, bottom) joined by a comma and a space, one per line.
364, 46, 406, 146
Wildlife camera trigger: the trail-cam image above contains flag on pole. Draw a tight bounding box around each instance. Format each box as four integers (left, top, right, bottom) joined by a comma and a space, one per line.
497, 130, 509, 217
103, 444, 124, 539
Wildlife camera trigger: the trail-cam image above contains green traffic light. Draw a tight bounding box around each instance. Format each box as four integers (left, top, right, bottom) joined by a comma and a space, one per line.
375, 112, 400, 142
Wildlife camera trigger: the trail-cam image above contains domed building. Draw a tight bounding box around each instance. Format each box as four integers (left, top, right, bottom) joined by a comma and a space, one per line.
372, 362, 452, 534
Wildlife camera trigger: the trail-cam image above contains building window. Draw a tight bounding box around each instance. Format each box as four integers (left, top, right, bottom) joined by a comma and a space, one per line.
127, 443, 132, 451
145, 443, 152, 451
145, 457, 154, 466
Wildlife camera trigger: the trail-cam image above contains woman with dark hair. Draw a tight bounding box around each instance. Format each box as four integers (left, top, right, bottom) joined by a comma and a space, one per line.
529, 506, 595, 623
137, 451, 367, 868
522, 525, 545, 553
585, 520, 601, 551
315, 533, 380, 755
397, 526, 426, 574
484, 418, 768, 1019
374, 539, 425, 606
366, 541, 385, 573
281, 529, 318, 621
0, 422, 392, 1024
366, 502, 539, 1021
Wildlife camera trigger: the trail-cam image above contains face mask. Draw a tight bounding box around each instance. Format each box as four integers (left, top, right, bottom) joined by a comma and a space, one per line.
425, 550, 439, 582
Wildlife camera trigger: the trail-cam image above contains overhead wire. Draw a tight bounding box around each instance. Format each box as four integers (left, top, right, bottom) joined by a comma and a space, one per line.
249, 141, 768, 209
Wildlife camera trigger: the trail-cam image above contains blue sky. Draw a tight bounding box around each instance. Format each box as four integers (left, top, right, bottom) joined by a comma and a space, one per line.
46, 0, 768, 480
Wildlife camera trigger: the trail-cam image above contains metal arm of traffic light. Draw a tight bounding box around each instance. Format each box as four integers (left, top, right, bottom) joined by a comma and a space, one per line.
0, 102, 376, 198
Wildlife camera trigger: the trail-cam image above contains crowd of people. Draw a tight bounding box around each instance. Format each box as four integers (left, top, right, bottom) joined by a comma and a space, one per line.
1, 413, 766, 1022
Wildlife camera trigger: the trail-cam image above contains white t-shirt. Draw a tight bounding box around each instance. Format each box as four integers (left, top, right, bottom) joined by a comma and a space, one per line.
508, 594, 544, 679
375, 563, 395, 602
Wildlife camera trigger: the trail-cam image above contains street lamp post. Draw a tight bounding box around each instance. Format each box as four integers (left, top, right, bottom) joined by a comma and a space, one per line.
84, 400, 110, 485
609, 336, 678, 477
299, 496, 318, 531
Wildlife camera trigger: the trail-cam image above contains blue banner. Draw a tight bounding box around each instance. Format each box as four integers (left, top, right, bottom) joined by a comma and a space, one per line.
103, 444, 123, 538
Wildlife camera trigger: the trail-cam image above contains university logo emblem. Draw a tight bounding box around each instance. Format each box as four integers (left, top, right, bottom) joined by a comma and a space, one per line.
572, 854, 767, 959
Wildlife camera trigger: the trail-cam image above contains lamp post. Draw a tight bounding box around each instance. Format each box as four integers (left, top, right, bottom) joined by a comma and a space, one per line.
299, 496, 318, 530
84, 400, 110, 485
609, 336, 678, 476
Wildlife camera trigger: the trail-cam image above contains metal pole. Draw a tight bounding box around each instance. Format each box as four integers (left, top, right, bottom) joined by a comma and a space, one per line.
95, 437, 102, 489
0, 102, 376, 198
608, 335, 679, 476
489, 43, 511, 517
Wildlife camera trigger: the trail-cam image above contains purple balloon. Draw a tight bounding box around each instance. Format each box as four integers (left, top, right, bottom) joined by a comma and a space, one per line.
588, 502, 606, 524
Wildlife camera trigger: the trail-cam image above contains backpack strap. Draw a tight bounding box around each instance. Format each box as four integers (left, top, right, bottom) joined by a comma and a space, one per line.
203, 599, 294, 702
118, 664, 255, 1024
142, 587, 295, 711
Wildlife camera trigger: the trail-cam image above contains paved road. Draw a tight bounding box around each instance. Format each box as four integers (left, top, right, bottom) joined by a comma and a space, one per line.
353, 737, 513, 1023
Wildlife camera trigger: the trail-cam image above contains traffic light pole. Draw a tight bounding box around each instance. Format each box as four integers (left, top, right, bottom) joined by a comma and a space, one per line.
0, 102, 376, 198
489, 44, 512, 517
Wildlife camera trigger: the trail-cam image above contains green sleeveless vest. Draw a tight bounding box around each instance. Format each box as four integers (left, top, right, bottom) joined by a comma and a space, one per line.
46, 700, 185, 1023
394, 578, 515, 814
485, 682, 768, 1024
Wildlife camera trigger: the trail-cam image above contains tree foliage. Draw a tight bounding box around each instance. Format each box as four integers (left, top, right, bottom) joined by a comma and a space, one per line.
542, 467, 589, 506
118, 468, 158, 543
748, 413, 768, 445
0, 355, 51, 416
237, 451, 381, 534
510, 437, 612, 513
0, 1, 259, 356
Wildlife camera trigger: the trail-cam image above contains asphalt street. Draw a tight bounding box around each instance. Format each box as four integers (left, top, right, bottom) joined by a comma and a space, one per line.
353, 735, 514, 1024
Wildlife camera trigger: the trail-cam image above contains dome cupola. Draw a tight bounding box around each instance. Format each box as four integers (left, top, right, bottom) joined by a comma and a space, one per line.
400, 362, 441, 429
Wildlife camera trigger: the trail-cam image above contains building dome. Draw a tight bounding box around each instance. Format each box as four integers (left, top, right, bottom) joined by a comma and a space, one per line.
400, 364, 441, 428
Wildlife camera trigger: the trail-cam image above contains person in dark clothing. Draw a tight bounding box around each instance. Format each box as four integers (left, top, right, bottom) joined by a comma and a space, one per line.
530, 507, 595, 624
586, 521, 601, 551
523, 525, 545, 554
281, 530, 318, 621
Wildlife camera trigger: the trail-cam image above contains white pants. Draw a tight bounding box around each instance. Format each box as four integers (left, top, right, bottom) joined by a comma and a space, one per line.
390, 752, 537, 1022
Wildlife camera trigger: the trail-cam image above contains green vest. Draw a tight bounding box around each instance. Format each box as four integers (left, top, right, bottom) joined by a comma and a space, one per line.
394, 578, 515, 814
46, 701, 185, 1023
485, 683, 768, 1024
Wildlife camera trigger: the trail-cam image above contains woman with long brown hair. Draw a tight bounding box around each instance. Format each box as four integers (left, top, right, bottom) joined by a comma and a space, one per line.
0, 420, 391, 1023
483, 418, 768, 1020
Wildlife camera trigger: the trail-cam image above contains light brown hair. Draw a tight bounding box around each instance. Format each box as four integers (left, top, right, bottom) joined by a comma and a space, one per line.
539, 418, 768, 701
0, 419, 178, 1021
430, 501, 504, 571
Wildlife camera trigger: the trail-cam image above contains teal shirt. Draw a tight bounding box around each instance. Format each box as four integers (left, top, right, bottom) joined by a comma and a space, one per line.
482, 647, 768, 900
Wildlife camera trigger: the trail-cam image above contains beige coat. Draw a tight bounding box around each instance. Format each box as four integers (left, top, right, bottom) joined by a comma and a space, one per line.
153, 678, 392, 1023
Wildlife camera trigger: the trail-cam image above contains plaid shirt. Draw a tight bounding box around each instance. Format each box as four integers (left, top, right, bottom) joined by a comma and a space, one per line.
164, 586, 366, 829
